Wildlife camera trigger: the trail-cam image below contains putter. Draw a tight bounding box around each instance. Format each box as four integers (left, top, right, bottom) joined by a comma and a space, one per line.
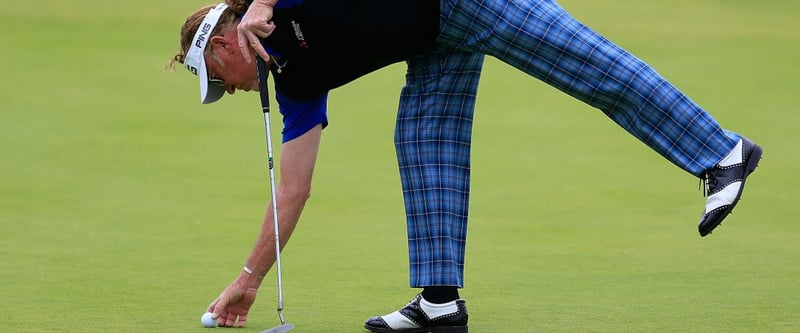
256, 55, 295, 333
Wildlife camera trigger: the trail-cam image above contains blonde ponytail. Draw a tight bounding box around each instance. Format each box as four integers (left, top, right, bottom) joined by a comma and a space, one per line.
168, 3, 243, 70
225, 0, 250, 15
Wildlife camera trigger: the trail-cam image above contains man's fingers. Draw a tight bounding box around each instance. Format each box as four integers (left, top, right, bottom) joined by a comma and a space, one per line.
238, 31, 255, 64
252, 22, 275, 62
207, 298, 220, 315
215, 313, 246, 328
224, 314, 237, 327
237, 20, 276, 64
235, 314, 248, 328
253, 44, 270, 63
238, 35, 269, 64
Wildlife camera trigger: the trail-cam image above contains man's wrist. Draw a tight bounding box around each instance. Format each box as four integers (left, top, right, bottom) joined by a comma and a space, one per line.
238, 265, 265, 288
243, 265, 266, 279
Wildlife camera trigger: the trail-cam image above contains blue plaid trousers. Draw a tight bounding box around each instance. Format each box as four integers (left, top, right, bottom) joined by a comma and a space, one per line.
396, 0, 740, 287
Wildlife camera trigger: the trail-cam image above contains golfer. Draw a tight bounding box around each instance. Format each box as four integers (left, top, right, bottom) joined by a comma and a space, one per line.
170, 0, 762, 331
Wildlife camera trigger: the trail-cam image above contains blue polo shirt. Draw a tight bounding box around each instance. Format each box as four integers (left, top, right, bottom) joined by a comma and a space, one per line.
275, 89, 327, 143
265, 0, 328, 143
255, 0, 439, 142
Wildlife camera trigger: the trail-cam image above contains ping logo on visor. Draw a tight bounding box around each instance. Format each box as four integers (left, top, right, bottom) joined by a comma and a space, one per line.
184, 3, 229, 104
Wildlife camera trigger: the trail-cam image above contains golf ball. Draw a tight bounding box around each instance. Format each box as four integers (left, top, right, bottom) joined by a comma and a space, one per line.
200, 312, 216, 328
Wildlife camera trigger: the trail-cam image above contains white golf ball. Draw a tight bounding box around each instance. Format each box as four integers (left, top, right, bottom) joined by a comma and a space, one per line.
200, 312, 216, 328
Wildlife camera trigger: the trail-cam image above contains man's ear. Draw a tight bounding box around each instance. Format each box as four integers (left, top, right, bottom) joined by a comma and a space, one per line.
209, 35, 235, 55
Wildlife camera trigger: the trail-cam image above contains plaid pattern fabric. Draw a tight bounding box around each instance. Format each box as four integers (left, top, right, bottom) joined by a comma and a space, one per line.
397, 0, 740, 287
397, 48, 485, 288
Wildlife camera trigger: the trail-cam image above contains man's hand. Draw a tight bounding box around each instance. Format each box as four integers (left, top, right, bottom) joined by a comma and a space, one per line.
238, 0, 277, 63
208, 280, 259, 328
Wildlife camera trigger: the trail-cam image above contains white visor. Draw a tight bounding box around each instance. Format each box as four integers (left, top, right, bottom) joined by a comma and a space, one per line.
184, 3, 229, 104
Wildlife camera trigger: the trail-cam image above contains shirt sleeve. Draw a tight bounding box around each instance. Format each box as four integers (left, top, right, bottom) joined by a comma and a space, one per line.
274, 0, 304, 9
245, 0, 303, 9
275, 88, 329, 143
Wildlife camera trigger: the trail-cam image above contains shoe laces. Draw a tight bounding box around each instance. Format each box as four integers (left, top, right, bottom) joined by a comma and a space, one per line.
699, 170, 719, 197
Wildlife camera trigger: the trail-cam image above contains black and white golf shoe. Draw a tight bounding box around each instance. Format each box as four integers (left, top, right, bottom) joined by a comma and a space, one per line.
698, 137, 762, 237
364, 294, 468, 333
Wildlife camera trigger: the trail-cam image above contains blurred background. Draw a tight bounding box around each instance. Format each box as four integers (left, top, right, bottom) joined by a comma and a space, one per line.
1, 0, 798, 331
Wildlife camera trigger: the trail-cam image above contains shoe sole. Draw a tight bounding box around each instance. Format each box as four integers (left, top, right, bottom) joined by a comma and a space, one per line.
699, 141, 763, 236
364, 325, 468, 333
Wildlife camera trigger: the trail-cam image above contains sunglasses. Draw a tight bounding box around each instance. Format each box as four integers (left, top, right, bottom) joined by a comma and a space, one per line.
209, 78, 225, 87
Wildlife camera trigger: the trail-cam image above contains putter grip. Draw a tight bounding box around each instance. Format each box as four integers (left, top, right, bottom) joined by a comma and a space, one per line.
256, 56, 271, 113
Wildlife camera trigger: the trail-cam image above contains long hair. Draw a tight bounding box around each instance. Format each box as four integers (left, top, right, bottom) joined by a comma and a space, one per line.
167, 0, 249, 69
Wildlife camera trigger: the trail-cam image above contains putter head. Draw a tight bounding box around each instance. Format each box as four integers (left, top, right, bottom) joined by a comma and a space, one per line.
261, 323, 295, 333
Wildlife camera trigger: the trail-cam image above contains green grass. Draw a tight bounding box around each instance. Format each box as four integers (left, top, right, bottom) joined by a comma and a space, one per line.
1, 0, 798, 332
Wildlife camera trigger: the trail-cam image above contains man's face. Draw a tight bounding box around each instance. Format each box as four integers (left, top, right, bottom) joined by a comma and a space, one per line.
205, 29, 259, 95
